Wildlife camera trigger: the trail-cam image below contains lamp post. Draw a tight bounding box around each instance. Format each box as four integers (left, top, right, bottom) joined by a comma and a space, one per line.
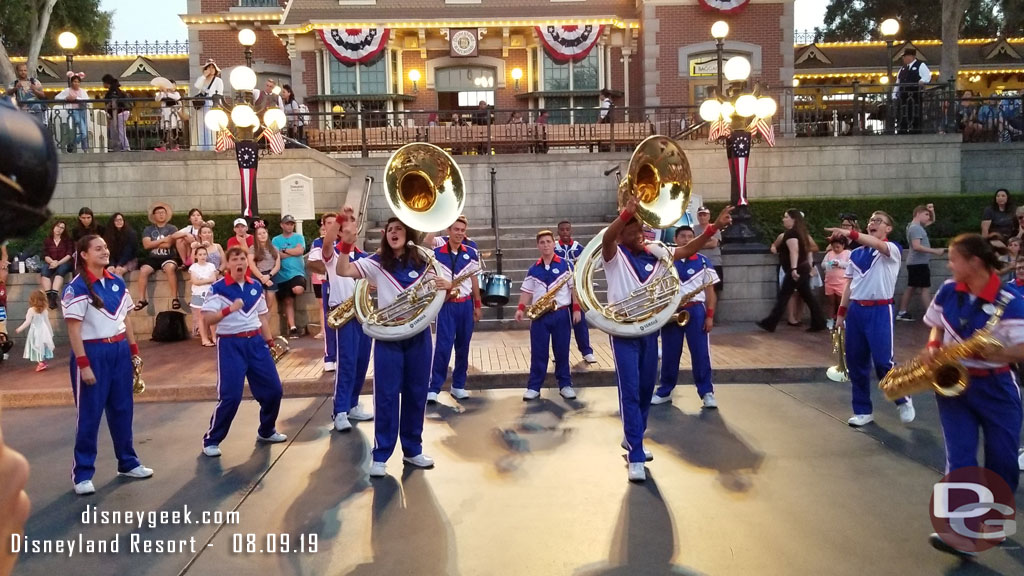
880, 18, 900, 134
408, 69, 420, 93
700, 53, 776, 253
711, 20, 729, 97
511, 67, 523, 92
238, 28, 256, 68
57, 31, 78, 83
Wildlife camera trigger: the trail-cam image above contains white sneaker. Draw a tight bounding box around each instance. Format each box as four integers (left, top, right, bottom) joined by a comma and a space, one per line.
323, 362, 337, 372
523, 389, 540, 401
898, 399, 916, 424
118, 465, 154, 479
826, 318, 835, 330
203, 445, 222, 458
426, 392, 439, 403
74, 480, 96, 495
559, 386, 577, 400
620, 440, 653, 462
450, 388, 470, 400
334, 413, 352, 432
258, 432, 288, 443
848, 414, 874, 427
403, 453, 435, 468
650, 394, 672, 405
702, 392, 718, 409
583, 353, 597, 364
348, 405, 373, 421
369, 461, 387, 477
627, 463, 646, 482
1018, 448, 1024, 472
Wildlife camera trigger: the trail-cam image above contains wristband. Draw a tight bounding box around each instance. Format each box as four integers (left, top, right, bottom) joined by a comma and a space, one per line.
703, 224, 719, 237
517, 303, 526, 312
474, 299, 482, 309
837, 305, 848, 317
927, 340, 942, 349
339, 242, 354, 255
130, 343, 139, 356
572, 303, 582, 313
266, 339, 275, 348
706, 308, 715, 319
618, 209, 634, 223
76, 356, 90, 369
221, 306, 232, 317
848, 230, 860, 241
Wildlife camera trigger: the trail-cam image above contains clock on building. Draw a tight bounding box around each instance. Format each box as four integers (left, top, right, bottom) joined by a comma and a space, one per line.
698, 0, 750, 13
450, 29, 479, 57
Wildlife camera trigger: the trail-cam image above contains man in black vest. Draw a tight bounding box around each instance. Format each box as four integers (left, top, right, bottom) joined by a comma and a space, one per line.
895, 48, 931, 134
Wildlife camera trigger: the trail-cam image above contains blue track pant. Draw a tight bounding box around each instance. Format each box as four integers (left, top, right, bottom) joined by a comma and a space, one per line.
430, 299, 474, 393
845, 302, 907, 414
333, 321, 373, 416
656, 303, 713, 398
613, 333, 658, 464
372, 330, 431, 462
204, 335, 283, 447
527, 307, 572, 391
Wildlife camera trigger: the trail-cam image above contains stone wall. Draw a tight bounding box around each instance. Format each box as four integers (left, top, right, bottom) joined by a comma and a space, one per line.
960, 142, 1024, 193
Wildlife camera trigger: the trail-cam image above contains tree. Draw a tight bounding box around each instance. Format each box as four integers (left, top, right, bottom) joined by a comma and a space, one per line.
0, 0, 112, 85
815, 0, 1001, 41
943, 0, 974, 84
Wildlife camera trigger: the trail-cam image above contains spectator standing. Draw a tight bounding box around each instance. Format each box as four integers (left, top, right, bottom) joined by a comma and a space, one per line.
15, 290, 54, 371
693, 206, 724, 295
897, 204, 946, 322
272, 215, 307, 339
280, 84, 304, 143
840, 214, 861, 250
40, 221, 74, 309
134, 203, 182, 311
599, 89, 613, 124
72, 207, 103, 242
981, 188, 1016, 238
102, 212, 138, 276
473, 100, 490, 125
821, 236, 851, 329
6, 63, 46, 123
101, 74, 131, 152
193, 60, 224, 151
187, 246, 218, 347
757, 209, 827, 332
894, 48, 930, 134
154, 82, 181, 152
55, 72, 89, 153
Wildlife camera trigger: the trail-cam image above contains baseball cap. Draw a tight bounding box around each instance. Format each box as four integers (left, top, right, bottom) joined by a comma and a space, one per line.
281, 214, 296, 224
232, 218, 248, 228
697, 206, 710, 214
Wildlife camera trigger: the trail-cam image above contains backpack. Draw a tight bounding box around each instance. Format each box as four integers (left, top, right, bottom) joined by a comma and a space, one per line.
152, 311, 189, 342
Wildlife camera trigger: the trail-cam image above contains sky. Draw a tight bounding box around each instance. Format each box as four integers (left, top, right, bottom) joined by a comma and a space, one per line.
98, 0, 829, 43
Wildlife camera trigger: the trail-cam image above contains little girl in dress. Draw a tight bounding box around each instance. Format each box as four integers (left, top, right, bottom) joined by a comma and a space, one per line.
821, 237, 852, 330
16, 290, 55, 371
188, 246, 219, 346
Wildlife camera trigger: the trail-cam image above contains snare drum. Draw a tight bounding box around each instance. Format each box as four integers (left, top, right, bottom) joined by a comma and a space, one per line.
482, 273, 510, 306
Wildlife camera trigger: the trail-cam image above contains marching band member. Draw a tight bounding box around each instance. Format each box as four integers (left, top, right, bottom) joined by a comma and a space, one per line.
307, 213, 339, 372
555, 220, 597, 364
514, 230, 580, 400
651, 226, 721, 408
62, 235, 153, 495
200, 246, 286, 457
604, 200, 731, 482
825, 212, 915, 427
327, 216, 451, 477
428, 216, 482, 402
921, 234, 1024, 557
323, 210, 374, 431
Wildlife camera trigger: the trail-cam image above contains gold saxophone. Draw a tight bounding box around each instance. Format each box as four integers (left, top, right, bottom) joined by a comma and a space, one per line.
826, 323, 849, 382
878, 297, 1007, 401
670, 269, 717, 327
131, 354, 145, 395
526, 272, 574, 320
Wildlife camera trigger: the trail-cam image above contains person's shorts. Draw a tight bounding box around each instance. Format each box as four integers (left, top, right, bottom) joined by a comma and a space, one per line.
142, 255, 180, 271
907, 263, 931, 288
275, 276, 306, 302
40, 260, 74, 279
190, 292, 208, 309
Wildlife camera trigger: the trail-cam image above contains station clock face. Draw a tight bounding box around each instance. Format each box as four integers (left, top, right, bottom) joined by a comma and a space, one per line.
698, 0, 751, 13
451, 29, 478, 57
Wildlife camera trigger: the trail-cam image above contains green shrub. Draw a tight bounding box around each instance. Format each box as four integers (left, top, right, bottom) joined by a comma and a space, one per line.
4, 213, 319, 261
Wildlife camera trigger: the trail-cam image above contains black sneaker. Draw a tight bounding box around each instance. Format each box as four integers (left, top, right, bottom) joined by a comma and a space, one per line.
896, 312, 914, 322
46, 290, 58, 310
288, 327, 300, 339
928, 533, 977, 559
755, 319, 776, 333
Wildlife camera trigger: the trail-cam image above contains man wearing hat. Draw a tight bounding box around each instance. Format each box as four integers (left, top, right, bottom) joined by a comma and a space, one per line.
895, 48, 931, 134
693, 206, 724, 295
134, 202, 182, 311
273, 215, 307, 339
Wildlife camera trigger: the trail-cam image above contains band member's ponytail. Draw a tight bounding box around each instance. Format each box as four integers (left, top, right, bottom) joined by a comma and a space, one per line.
76, 234, 105, 310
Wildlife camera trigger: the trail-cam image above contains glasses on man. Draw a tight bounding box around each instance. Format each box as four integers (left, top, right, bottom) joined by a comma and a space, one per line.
868, 217, 890, 225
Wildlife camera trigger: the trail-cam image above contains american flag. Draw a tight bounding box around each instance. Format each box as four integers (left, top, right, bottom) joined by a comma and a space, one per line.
748, 117, 776, 147
263, 129, 285, 155
707, 119, 731, 142
215, 130, 234, 152
726, 131, 751, 206
235, 140, 260, 218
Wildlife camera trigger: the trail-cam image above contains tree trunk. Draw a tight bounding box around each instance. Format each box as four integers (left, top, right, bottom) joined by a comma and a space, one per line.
26, 0, 60, 77
0, 43, 15, 85
940, 0, 971, 84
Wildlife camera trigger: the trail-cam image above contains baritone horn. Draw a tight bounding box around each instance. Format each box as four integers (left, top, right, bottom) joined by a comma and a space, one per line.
574, 135, 692, 338
826, 323, 849, 382
353, 142, 464, 341
269, 336, 290, 363
131, 354, 145, 394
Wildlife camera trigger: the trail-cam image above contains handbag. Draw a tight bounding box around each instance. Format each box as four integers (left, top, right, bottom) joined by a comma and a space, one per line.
193, 78, 216, 109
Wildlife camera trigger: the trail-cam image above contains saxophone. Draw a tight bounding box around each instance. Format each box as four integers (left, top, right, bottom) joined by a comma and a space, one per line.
131, 354, 145, 395
670, 268, 717, 327
526, 272, 574, 320
878, 295, 1007, 401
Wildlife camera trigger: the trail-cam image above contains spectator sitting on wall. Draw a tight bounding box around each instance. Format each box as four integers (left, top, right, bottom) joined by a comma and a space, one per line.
227, 218, 254, 250
103, 212, 138, 277
134, 202, 182, 312
981, 188, 1017, 239
175, 208, 209, 267
72, 207, 103, 242
40, 221, 74, 309
998, 95, 1023, 142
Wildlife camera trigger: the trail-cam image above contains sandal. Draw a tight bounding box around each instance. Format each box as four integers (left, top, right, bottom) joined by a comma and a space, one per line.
133, 300, 148, 311
202, 341, 215, 347
172, 299, 181, 310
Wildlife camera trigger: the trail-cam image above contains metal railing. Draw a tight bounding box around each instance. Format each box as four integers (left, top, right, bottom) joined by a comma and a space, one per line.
238, 0, 282, 6
99, 40, 190, 56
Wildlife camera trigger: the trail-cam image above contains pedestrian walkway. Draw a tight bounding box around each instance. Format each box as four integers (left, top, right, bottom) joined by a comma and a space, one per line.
0, 321, 932, 408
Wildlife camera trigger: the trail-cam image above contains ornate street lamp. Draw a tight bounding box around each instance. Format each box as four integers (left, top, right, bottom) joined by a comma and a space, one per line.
880, 18, 900, 134
700, 52, 777, 252
57, 31, 78, 83
206, 32, 287, 219
711, 20, 729, 97
511, 67, 523, 92
408, 69, 421, 93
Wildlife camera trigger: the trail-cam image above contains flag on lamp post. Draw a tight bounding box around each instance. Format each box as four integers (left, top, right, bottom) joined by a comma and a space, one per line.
236, 140, 260, 218
726, 130, 751, 206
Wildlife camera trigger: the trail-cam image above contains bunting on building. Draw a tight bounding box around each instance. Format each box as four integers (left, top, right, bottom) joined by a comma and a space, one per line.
318, 28, 390, 64
698, 0, 751, 13
535, 25, 604, 63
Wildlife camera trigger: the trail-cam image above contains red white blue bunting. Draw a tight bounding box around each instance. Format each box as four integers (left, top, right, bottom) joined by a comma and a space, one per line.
318, 28, 390, 64
698, 0, 751, 13
535, 25, 604, 63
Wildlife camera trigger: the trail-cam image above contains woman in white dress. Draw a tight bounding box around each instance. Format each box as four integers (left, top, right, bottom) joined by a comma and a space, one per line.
193, 60, 224, 151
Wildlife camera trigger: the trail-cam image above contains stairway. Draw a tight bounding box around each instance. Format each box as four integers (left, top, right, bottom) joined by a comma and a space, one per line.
363, 221, 612, 330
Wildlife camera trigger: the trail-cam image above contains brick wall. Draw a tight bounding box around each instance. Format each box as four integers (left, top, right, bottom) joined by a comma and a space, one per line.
397, 48, 530, 112
197, 29, 290, 72
303, 50, 319, 99
654, 3, 784, 105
